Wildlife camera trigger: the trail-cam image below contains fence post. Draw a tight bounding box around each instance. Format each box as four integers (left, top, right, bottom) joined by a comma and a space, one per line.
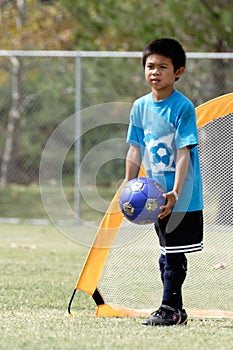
74, 54, 82, 223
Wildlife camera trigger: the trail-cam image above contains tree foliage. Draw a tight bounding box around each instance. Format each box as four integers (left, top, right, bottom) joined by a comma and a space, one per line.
0, 0, 77, 49
0, 0, 232, 186
0, 0, 232, 51
61, 0, 233, 52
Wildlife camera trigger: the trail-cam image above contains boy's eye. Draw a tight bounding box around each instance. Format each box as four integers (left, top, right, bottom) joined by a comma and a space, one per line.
146, 64, 168, 70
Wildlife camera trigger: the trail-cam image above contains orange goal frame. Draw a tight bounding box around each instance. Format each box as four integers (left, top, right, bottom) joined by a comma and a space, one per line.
67, 93, 233, 319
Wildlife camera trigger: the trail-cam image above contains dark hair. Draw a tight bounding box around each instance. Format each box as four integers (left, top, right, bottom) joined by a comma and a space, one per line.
142, 38, 186, 71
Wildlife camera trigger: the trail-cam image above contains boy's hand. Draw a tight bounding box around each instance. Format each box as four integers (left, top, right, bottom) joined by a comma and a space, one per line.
158, 191, 177, 219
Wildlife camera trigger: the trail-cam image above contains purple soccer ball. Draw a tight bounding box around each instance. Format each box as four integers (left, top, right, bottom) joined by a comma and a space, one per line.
119, 177, 165, 225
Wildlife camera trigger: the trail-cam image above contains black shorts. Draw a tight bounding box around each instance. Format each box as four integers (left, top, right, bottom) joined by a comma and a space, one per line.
154, 210, 203, 255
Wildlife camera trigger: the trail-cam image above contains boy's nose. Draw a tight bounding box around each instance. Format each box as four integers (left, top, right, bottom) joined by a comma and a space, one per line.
152, 68, 159, 75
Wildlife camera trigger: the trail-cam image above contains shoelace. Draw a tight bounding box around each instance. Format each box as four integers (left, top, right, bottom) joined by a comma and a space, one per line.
149, 307, 176, 319
149, 308, 164, 318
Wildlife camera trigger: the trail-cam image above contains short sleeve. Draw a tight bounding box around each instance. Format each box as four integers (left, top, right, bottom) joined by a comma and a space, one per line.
126, 104, 145, 147
175, 103, 198, 149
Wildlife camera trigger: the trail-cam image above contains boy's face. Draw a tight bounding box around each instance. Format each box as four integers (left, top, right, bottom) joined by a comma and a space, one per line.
144, 54, 184, 97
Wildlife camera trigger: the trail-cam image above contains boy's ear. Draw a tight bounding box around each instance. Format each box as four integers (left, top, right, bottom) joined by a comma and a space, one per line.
175, 67, 185, 78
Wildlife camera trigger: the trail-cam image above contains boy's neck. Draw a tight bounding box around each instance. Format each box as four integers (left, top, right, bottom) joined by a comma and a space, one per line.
152, 87, 175, 101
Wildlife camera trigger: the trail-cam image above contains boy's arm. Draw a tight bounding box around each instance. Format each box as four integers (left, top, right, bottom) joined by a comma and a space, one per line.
125, 145, 141, 181
159, 146, 190, 219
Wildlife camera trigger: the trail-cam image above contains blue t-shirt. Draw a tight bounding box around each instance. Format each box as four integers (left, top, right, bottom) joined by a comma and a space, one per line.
126, 90, 203, 212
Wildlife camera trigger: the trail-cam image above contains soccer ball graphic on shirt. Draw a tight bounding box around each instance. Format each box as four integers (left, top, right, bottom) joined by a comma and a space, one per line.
150, 142, 175, 171
119, 177, 165, 225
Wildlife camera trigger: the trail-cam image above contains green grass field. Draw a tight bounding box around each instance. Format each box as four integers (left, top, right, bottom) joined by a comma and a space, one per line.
1, 223, 233, 350
0, 184, 115, 223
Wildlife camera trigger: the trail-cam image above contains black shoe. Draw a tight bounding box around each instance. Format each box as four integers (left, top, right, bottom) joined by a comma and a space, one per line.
178, 309, 188, 325
142, 305, 181, 326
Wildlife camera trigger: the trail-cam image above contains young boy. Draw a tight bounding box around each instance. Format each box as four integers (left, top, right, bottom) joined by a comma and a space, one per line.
125, 38, 204, 326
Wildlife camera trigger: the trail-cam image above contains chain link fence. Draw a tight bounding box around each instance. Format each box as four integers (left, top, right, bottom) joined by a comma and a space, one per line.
0, 51, 232, 222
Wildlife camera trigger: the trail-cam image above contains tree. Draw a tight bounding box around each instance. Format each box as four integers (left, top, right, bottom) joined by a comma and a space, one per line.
0, 0, 77, 50
61, 0, 233, 52
0, 56, 22, 186
0, 0, 25, 186
0, 0, 78, 185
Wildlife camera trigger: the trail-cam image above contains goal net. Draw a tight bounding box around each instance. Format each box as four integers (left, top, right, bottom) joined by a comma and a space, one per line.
68, 93, 233, 318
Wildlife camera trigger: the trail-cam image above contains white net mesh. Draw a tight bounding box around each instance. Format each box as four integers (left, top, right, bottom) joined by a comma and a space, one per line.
97, 113, 233, 312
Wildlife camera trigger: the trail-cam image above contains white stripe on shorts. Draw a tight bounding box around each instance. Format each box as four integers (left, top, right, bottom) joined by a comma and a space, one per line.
160, 241, 204, 255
